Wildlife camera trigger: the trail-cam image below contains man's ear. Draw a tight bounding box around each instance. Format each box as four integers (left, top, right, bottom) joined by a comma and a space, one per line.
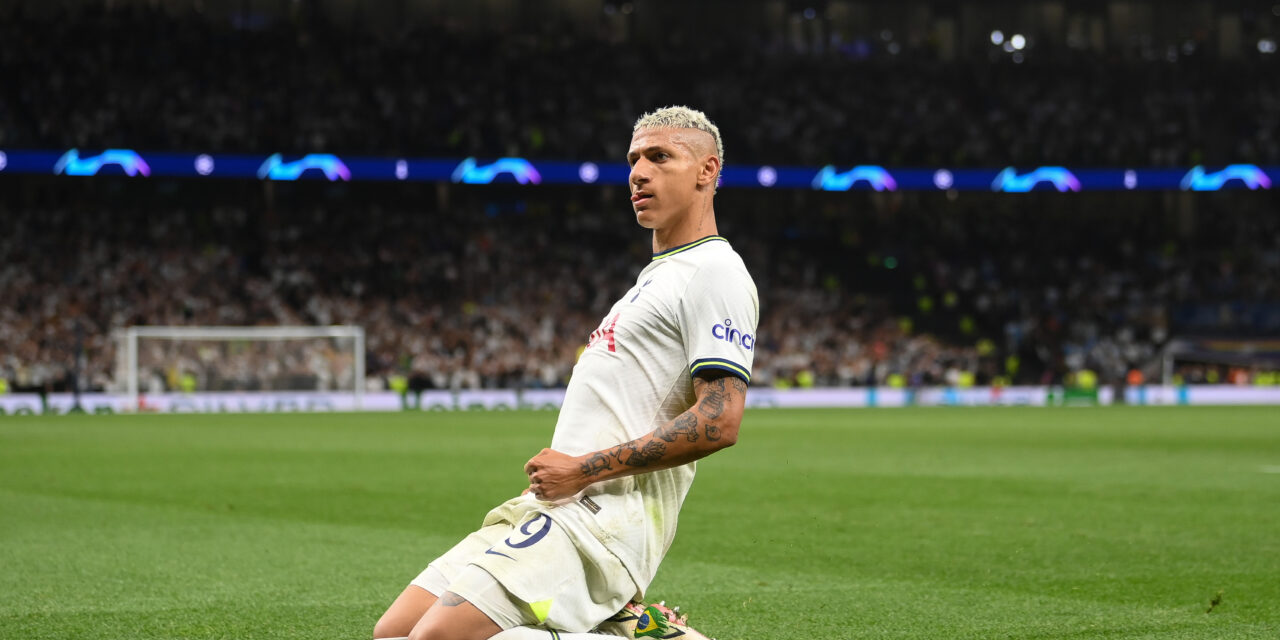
698, 154, 720, 188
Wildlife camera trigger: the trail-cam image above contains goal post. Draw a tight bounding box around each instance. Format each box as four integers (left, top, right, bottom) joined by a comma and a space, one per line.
114, 325, 366, 410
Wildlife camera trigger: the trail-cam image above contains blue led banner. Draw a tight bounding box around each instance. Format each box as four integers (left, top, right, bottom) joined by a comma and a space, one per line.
0, 149, 1275, 192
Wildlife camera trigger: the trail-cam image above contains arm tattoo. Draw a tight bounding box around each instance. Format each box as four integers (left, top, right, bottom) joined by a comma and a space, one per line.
607, 440, 668, 468
696, 380, 727, 420
607, 442, 638, 464
693, 375, 744, 439
439, 591, 467, 607
704, 423, 722, 441
577, 375, 745, 480
656, 412, 700, 443
580, 452, 612, 477
628, 439, 667, 466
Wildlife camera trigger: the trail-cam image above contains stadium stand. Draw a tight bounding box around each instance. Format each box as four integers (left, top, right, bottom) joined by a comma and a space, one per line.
2, 181, 1276, 393
1, 4, 1278, 167
2, 1, 1279, 394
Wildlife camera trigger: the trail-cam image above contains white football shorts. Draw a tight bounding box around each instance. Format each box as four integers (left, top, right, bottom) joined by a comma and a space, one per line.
410, 509, 637, 632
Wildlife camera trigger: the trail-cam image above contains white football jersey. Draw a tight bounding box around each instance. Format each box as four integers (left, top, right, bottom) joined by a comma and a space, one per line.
536, 234, 758, 595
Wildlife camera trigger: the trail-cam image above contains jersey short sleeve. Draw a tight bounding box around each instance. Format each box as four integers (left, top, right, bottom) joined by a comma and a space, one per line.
677, 259, 759, 384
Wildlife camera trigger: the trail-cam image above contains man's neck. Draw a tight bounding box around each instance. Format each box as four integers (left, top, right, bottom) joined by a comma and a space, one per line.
651, 207, 718, 254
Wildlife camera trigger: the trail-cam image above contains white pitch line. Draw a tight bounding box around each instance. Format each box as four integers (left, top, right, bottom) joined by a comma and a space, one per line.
1259, 466, 1280, 474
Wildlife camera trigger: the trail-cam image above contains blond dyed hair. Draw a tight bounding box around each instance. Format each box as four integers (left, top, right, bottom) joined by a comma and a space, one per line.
633, 105, 724, 187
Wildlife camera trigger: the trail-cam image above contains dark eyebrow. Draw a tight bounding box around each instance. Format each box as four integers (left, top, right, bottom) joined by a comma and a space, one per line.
627, 145, 672, 164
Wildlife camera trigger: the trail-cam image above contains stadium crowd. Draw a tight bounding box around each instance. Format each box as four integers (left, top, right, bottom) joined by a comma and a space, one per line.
2, 185, 1277, 394
3, 3, 1279, 395
2, 4, 1279, 168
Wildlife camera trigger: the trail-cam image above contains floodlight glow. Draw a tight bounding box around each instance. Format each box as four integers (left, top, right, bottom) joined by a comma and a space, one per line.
194, 154, 214, 176
933, 169, 954, 189
0, 151, 6, 172
395, 160, 408, 180
578, 162, 599, 184
990, 30, 1005, 45
1124, 170, 1137, 189
1260, 38, 1277, 54
1011, 34, 1026, 50
757, 166, 778, 187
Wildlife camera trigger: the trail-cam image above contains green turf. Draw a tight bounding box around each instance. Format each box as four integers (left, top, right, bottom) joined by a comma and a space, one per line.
1, 407, 1278, 639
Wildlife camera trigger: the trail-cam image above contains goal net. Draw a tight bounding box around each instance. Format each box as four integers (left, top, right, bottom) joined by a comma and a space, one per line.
1159, 337, 1280, 385
112, 326, 365, 410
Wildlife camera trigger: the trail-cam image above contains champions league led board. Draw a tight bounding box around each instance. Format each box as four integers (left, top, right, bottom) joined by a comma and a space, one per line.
2, 149, 1275, 192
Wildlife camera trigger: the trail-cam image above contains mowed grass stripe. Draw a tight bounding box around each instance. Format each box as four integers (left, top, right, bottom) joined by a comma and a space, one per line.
1, 407, 1278, 639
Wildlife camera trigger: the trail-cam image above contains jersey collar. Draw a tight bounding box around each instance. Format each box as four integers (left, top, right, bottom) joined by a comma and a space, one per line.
651, 235, 728, 261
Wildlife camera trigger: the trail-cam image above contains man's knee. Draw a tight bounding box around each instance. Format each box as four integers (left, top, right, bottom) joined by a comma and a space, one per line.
375, 585, 438, 639
407, 591, 502, 640
406, 614, 476, 640
407, 621, 470, 640
373, 615, 411, 640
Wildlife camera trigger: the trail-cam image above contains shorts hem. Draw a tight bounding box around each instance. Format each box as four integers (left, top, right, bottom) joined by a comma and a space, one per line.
447, 565, 530, 630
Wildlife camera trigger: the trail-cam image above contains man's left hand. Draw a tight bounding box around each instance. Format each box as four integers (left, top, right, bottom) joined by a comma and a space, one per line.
524, 448, 589, 501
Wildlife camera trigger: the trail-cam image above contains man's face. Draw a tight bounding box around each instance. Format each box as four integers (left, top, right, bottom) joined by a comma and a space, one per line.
626, 128, 713, 230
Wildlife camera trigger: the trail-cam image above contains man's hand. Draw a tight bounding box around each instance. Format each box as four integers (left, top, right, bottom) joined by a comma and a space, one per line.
522, 373, 747, 501
524, 448, 589, 501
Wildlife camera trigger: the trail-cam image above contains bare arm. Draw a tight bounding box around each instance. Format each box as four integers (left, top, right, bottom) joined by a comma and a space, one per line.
524, 373, 747, 501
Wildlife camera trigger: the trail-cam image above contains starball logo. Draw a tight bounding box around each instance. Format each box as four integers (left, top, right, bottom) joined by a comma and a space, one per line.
257, 153, 351, 181
451, 157, 542, 185
53, 149, 151, 177
991, 166, 1081, 192
1180, 165, 1271, 191
712, 319, 755, 351
811, 165, 897, 192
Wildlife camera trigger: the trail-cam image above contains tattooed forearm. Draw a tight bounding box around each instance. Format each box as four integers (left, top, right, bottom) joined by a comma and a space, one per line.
607, 442, 638, 463
607, 439, 667, 467
439, 591, 467, 607
572, 375, 745, 483
580, 452, 613, 477
656, 412, 700, 443
628, 439, 667, 466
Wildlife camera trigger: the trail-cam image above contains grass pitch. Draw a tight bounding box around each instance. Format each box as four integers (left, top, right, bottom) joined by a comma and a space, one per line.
1, 407, 1278, 640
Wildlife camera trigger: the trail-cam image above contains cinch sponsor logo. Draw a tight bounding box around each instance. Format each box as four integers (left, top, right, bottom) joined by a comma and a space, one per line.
712, 318, 754, 350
